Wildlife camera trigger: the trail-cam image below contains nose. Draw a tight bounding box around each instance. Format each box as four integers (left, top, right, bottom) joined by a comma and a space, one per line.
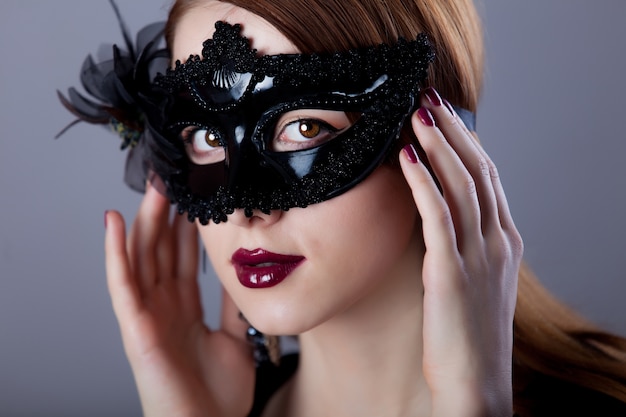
228, 207, 283, 227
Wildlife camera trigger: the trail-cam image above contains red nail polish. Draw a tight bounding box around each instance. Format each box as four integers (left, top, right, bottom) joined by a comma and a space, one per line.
104, 210, 109, 229
417, 107, 435, 127
424, 87, 442, 106
402, 144, 419, 164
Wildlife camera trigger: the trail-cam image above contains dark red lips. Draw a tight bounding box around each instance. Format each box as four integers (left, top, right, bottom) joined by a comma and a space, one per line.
231, 248, 305, 288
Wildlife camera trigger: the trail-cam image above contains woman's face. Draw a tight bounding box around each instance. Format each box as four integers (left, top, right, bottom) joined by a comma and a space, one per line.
174, 1, 423, 335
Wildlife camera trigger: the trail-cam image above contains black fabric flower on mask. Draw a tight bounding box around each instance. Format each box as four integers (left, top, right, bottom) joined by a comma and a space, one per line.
56, 0, 168, 191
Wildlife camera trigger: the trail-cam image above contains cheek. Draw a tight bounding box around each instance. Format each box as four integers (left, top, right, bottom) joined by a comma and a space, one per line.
311, 167, 418, 267
197, 223, 235, 287
292, 166, 420, 308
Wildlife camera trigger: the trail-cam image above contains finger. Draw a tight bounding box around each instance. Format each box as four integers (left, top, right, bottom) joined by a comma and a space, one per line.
128, 183, 171, 291
220, 288, 250, 344
422, 88, 500, 236
105, 210, 141, 319
151, 174, 175, 281
156, 214, 175, 282
467, 137, 518, 233
411, 107, 482, 252
401, 145, 477, 385
399, 143, 458, 258
437, 95, 518, 234
174, 213, 199, 281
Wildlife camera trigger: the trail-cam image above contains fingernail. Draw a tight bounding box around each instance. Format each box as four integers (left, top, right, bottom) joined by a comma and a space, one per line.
417, 107, 435, 127
402, 144, 419, 164
443, 99, 456, 117
424, 87, 442, 106
104, 210, 109, 229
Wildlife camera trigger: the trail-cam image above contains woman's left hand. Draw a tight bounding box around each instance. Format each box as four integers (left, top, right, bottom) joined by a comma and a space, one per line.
399, 87, 523, 416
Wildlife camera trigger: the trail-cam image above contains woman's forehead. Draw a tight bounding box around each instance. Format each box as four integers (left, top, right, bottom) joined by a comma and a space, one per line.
172, 1, 298, 62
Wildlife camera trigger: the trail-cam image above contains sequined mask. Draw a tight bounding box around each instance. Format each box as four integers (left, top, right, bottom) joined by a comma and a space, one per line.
149, 21, 435, 224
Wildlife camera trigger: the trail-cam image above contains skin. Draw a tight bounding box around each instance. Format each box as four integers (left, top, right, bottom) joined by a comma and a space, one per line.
104, 2, 523, 416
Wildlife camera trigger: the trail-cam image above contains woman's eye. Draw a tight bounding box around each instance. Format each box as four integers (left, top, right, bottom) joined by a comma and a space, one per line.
180, 126, 226, 165
294, 120, 322, 139
192, 129, 221, 151
271, 110, 354, 152
273, 118, 342, 151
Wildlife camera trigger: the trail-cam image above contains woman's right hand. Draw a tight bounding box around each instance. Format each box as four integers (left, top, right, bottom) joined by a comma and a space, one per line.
104, 182, 255, 417
399, 88, 523, 416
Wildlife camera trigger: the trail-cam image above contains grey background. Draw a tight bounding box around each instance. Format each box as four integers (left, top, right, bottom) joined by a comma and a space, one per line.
1, 0, 625, 416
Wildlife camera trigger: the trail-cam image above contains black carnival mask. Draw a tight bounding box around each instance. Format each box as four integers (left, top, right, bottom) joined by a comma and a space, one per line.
147, 21, 435, 224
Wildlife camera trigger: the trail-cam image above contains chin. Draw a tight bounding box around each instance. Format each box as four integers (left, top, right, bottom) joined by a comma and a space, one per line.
239, 300, 334, 337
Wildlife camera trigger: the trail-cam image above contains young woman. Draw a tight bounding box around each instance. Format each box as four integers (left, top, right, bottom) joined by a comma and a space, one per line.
61, 0, 626, 415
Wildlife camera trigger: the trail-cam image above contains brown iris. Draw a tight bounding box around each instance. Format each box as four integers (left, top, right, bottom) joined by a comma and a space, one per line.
298, 121, 321, 139
205, 131, 220, 147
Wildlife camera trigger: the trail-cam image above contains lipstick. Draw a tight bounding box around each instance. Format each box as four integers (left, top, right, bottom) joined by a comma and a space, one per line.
231, 248, 305, 289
